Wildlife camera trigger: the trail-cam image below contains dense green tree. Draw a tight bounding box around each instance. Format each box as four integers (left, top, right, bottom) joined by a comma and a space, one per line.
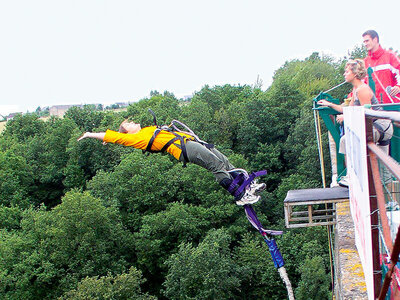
347, 44, 367, 60
60, 267, 156, 300
125, 92, 182, 127
64, 127, 129, 191
163, 228, 242, 300
2, 113, 46, 142
0, 191, 134, 299
21, 117, 78, 207
134, 201, 240, 295
0, 205, 23, 230
0, 150, 33, 208
295, 256, 331, 300
234, 233, 288, 299
88, 152, 181, 231
278, 227, 331, 286
64, 105, 104, 131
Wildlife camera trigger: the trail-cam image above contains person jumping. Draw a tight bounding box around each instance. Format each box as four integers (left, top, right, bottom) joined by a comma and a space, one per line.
78, 118, 266, 205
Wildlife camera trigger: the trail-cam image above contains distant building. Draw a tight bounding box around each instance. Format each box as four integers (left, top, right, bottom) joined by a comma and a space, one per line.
115, 102, 129, 108
49, 104, 83, 117
6, 112, 22, 121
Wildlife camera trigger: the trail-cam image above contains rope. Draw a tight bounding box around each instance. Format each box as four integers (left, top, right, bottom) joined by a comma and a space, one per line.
278, 267, 295, 300
313, 102, 326, 187
313, 100, 335, 298
371, 72, 396, 103
317, 113, 326, 187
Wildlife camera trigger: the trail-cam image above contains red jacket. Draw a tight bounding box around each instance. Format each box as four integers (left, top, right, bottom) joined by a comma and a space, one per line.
364, 45, 400, 103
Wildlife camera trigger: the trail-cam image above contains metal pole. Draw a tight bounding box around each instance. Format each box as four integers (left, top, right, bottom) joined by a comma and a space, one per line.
323, 81, 347, 94
366, 118, 382, 298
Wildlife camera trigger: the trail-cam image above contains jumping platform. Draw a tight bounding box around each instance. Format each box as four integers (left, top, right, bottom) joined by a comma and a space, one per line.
284, 187, 349, 228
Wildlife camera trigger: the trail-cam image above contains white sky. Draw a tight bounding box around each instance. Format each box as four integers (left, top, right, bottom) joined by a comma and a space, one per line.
1, 0, 399, 116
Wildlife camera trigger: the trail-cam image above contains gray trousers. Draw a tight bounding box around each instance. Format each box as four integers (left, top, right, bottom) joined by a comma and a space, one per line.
179, 140, 235, 183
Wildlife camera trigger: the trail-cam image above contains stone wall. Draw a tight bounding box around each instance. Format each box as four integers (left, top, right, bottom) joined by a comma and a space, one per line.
334, 201, 368, 299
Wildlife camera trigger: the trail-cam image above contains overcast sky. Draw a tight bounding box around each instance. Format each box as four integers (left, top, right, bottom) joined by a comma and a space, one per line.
1, 0, 399, 116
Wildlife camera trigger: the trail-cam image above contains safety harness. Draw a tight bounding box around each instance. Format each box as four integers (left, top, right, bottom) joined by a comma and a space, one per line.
143, 109, 213, 167
227, 169, 267, 199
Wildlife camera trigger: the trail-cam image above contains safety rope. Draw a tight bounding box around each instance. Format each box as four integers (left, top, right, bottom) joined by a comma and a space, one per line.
371, 71, 396, 103
313, 99, 335, 299
318, 111, 326, 187
313, 102, 326, 187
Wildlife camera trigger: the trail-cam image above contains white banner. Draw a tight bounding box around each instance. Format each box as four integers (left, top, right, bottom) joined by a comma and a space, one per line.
343, 106, 374, 299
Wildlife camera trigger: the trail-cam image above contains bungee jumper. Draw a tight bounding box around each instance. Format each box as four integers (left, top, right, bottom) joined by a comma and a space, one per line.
77, 110, 266, 206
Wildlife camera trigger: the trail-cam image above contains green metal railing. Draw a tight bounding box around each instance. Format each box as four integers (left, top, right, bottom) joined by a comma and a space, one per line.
313, 93, 346, 180
313, 68, 400, 183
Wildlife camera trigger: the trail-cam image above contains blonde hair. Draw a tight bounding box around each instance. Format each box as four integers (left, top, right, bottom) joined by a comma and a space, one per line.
346, 59, 367, 80
119, 119, 129, 133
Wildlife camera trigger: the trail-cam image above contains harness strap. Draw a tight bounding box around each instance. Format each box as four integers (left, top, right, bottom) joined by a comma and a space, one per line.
145, 128, 161, 153
160, 136, 181, 152
180, 137, 189, 167
227, 173, 245, 197
228, 170, 267, 198
144, 128, 191, 167
144, 111, 199, 167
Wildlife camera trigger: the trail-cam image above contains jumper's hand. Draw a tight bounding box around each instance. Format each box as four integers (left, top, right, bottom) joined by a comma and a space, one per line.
77, 132, 106, 142
77, 132, 90, 141
336, 114, 344, 124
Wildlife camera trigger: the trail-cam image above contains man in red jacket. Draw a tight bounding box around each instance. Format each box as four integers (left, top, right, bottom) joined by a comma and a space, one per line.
363, 30, 400, 103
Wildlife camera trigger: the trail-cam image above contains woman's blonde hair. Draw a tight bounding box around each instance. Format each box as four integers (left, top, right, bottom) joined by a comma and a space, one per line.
346, 59, 367, 80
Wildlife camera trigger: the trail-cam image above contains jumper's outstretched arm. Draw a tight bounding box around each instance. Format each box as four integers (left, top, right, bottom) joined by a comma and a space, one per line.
78, 132, 106, 142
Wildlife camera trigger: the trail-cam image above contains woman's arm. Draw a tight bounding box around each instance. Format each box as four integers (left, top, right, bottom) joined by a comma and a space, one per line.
317, 99, 344, 113
77, 132, 106, 142
356, 85, 374, 106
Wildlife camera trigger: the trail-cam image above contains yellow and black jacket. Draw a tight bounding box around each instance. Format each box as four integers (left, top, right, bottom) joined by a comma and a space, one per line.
103, 126, 195, 161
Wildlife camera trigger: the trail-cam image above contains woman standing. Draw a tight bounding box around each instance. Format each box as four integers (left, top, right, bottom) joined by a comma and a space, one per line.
317, 59, 393, 186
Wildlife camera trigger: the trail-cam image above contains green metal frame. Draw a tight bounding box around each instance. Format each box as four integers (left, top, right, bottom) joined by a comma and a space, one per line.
313, 93, 346, 178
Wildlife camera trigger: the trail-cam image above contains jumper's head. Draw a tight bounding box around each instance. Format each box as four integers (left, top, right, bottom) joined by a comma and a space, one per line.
119, 120, 141, 134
